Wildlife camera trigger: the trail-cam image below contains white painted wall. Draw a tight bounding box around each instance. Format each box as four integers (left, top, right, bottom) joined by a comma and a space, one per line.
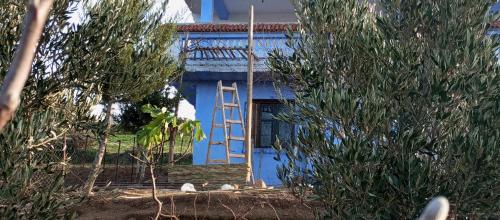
163, 0, 196, 23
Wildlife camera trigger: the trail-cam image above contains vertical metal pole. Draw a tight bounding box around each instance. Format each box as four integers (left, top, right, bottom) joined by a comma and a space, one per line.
103, 144, 107, 169
158, 138, 163, 172
131, 136, 135, 182
245, 4, 254, 184
114, 140, 121, 182
63, 133, 67, 176
83, 135, 88, 168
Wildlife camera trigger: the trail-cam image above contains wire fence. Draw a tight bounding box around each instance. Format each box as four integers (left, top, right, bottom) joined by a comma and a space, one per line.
57, 132, 194, 186
26, 130, 249, 190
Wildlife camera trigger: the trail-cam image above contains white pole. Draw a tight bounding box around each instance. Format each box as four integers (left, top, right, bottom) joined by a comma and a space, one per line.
245, 4, 254, 184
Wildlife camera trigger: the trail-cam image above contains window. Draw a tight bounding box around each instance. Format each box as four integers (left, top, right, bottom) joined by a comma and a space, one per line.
253, 100, 293, 148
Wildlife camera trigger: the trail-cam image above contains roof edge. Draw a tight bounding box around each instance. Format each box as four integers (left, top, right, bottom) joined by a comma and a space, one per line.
176, 23, 299, 33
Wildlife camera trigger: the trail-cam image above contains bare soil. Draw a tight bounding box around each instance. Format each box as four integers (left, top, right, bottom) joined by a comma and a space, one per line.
73, 189, 320, 220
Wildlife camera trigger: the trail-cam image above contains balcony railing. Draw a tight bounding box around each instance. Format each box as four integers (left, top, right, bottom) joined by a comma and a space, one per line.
172, 32, 296, 72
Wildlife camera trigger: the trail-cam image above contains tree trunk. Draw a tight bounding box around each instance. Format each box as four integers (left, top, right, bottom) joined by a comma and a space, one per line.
166, 37, 188, 166
138, 148, 147, 183
0, 0, 54, 131
84, 100, 113, 195
167, 126, 177, 165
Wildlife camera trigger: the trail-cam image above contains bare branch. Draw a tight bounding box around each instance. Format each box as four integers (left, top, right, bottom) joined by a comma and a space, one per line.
129, 153, 148, 164
149, 163, 162, 220
218, 199, 236, 219
239, 204, 256, 220
193, 193, 198, 220
262, 201, 281, 220
0, 0, 54, 130
28, 128, 70, 148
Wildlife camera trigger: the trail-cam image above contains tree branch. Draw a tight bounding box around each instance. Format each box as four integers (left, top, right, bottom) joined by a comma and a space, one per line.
0, 0, 54, 130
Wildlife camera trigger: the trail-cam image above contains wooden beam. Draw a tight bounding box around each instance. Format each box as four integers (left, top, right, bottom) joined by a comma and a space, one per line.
245, 5, 254, 184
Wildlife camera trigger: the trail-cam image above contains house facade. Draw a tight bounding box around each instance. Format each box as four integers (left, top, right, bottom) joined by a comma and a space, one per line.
175, 0, 297, 185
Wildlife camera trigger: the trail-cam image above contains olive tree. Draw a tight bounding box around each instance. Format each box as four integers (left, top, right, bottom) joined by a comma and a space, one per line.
269, 0, 499, 218
69, 0, 178, 195
0, 0, 96, 217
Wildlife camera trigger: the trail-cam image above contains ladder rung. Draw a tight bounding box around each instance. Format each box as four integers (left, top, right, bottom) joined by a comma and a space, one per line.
223, 103, 238, 107
210, 141, 225, 145
228, 136, 245, 141
214, 124, 226, 128
207, 159, 228, 163
229, 153, 245, 158
226, 120, 242, 124
221, 86, 236, 91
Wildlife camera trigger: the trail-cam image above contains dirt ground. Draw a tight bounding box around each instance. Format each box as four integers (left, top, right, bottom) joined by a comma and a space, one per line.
73, 188, 319, 220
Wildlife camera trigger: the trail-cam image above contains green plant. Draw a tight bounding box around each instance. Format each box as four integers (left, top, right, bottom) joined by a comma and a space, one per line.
270, 0, 499, 218
137, 104, 205, 149
117, 88, 178, 133
0, 0, 93, 218
0, 109, 76, 219
69, 0, 179, 195
134, 104, 204, 219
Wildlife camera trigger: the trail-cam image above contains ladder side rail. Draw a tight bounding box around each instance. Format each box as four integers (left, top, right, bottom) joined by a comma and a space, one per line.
233, 82, 246, 152
218, 81, 231, 164
227, 87, 237, 157
206, 82, 221, 165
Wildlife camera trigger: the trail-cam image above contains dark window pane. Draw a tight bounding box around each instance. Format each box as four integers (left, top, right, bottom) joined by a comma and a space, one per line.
260, 121, 273, 146
256, 102, 294, 148
278, 121, 292, 147
261, 104, 274, 120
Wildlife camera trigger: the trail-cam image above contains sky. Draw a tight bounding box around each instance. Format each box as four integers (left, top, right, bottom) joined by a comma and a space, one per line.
78, 0, 197, 120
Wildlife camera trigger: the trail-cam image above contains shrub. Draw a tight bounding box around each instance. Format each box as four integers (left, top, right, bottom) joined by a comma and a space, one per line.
269, 0, 500, 218
118, 88, 178, 133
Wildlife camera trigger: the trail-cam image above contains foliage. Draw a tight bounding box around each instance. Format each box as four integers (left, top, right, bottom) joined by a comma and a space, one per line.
0, 0, 94, 217
118, 88, 179, 132
70, 0, 178, 105
0, 109, 76, 219
68, 0, 179, 194
269, 0, 500, 218
1, 0, 94, 115
135, 104, 204, 217
137, 104, 205, 151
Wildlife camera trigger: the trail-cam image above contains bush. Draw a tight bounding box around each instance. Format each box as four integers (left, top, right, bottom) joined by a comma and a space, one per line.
117, 88, 178, 133
0, 109, 78, 219
0, 0, 94, 217
269, 0, 500, 218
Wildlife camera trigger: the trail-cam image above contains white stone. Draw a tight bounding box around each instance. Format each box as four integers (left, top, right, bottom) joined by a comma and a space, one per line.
220, 184, 235, 191
181, 183, 196, 192
418, 197, 450, 220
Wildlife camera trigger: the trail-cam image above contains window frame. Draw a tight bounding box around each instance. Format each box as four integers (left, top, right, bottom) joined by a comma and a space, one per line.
252, 99, 294, 148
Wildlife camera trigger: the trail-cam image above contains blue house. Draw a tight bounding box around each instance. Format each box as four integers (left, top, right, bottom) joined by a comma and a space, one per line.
172, 1, 500, 187
174, 0, 298, 186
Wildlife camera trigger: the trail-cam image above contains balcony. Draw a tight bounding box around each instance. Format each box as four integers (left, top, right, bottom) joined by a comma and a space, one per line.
173, 23, 298, 74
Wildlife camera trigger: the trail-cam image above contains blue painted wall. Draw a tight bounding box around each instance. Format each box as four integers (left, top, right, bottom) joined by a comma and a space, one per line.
192, 80, 294, 186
